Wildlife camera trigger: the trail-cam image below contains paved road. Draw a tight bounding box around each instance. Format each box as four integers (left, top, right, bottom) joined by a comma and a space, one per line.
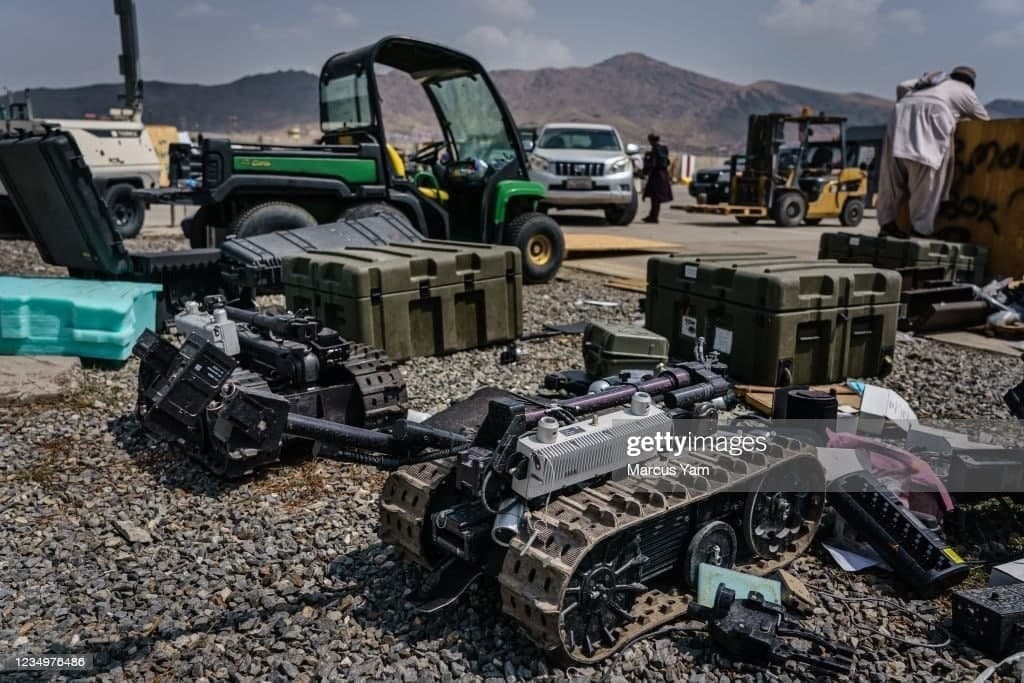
140, 194, 882, 278
553, 195, 880, 278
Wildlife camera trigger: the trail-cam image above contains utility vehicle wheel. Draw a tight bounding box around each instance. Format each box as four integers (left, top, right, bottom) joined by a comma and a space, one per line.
604, 189, 639, 226
340, 202, 413, 227
804, 218, 822, 226
233, 201, 317, 238
184, 206, 213, 248
735, 216, 760, 225
105, 183, 146, 238
773, 193, 807, 227
840, 198, 864, 227
505, 212, 565, 284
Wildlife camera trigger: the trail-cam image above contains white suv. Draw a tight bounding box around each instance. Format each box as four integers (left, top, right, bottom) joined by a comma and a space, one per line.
527, 123, 639, 225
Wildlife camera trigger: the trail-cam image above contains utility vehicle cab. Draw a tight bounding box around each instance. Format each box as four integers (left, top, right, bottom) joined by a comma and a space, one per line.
142, 37, 564, 283
318, 37, 564, 281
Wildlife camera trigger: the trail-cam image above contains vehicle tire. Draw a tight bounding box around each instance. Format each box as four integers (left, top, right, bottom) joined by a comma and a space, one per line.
105, 183, 146, 238
183, 205, 215, 248
340, 201, 413, 227
735, 216, 760, 225
233, 201, 317, 238
504, 212, 565, 284
840, 198, 865, 227
604, 189, 639, 225
804, 218, 823, 226
773, 192, 807, 227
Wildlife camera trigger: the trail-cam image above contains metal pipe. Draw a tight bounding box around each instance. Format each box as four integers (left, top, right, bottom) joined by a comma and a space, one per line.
224, 306, 317, 341
286, 412, 392, 451
664, 378, 730, 409
522, 367, 694, 425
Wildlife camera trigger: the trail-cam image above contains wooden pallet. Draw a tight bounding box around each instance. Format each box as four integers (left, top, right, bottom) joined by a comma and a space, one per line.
674, 204, 768, 217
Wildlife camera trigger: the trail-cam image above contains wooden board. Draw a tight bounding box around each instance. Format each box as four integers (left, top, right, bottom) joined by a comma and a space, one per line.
923, 330, 1024, 356
930, 118, 1024, 278
563, 233, 679, 256
604, 277, 647, 293
561, 257, 650, 280
734, 383, 862, 415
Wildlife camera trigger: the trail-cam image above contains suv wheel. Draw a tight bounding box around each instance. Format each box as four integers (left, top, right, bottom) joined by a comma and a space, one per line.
604, 188, 639, 225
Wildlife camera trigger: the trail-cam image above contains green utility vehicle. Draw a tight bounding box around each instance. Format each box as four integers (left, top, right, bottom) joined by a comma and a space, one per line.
142, 37, 564, 282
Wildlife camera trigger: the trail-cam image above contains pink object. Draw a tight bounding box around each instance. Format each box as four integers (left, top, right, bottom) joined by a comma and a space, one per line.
826, 429, 954, 515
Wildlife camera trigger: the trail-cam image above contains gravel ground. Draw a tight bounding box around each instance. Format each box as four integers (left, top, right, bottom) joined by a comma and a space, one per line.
1, 235, 1019, 681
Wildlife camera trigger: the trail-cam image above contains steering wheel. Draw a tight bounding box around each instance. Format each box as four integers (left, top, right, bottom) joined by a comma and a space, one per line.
410, 141, 446, 167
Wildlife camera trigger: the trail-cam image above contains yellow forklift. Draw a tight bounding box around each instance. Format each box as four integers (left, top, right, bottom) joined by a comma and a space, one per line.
686, 111, 867, 227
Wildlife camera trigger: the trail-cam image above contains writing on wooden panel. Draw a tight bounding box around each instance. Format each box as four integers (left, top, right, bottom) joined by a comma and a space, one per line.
935, 118, 1024, 278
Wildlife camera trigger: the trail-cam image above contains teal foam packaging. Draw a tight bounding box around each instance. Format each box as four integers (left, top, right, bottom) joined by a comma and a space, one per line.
0, 276, 161, 360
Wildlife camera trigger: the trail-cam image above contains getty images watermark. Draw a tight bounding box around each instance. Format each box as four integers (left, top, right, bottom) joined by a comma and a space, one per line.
625, 432, 770, 477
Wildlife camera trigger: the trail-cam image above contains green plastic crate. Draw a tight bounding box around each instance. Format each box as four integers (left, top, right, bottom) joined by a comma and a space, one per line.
0, 276, 161, 360
645, 255, 901, 385
283, 240, 521, 360
818, 232, 988, 284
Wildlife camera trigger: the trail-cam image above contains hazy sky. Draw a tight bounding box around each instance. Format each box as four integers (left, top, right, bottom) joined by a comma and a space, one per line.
2, 0, 1021, 101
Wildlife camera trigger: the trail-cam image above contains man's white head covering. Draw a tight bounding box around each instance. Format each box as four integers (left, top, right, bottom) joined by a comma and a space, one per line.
897, 71, 948, 100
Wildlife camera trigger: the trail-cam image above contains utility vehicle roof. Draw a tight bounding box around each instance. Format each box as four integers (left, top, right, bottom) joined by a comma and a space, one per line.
321, 36, 485, 83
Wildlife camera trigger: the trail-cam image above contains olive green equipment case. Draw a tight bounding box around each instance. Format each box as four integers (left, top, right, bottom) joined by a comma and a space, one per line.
644, 254, 901, 386
581, 321, 669, 378
282, 240, 522, 361
818, 232, 988, 284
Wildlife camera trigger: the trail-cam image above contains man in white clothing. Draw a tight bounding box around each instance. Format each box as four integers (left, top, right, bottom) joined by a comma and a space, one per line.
877, 66, 989, 236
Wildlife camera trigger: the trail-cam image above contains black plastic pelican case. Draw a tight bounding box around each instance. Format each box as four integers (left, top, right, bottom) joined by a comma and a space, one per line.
0, 131, 222, 321
219, 214, 422, 290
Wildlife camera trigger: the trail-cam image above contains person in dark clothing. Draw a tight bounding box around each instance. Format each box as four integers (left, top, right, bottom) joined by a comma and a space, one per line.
641, 133, 673, 223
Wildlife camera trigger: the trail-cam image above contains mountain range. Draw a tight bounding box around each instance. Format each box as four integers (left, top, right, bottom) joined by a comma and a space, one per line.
16, 53, 1022, 154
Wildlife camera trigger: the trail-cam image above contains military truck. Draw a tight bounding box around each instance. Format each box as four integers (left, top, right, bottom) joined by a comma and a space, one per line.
140, 37, 565, 283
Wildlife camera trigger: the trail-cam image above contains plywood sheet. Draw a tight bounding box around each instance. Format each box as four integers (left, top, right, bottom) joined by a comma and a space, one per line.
932, 118, 1024, 278
734, 384, 861, 415
604, 277, 647, 293
561, 258, 649, 280
564, 233, 679, 256
923, 330, 1024, 356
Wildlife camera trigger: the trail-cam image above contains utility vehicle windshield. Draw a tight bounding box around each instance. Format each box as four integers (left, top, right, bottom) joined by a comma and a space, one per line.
320, 69, 373, 131
538, 128, 621, 151
427, 74, 517, 170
